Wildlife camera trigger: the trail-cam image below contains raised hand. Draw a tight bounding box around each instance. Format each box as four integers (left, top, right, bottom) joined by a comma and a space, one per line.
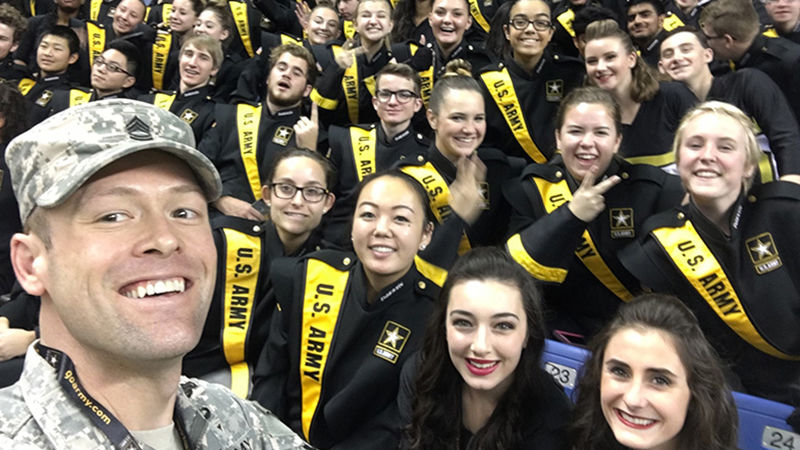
294, 101, 319, 150
567, 165, 621, 222
295, 0, 311, 31
449, 153, 488, 225
334, 40, 366, 69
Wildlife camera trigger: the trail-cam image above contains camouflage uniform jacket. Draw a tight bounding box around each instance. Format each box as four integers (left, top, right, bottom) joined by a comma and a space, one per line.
0, 344, 312, 450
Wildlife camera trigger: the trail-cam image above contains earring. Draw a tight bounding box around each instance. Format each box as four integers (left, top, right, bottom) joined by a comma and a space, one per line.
419, 244, 427, 251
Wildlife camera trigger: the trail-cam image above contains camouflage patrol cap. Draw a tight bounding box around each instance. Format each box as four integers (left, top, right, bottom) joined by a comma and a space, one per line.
6, 98, 222, 223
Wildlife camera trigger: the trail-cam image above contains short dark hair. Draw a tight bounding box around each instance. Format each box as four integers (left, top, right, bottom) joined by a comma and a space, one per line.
626, 0, 664, 16
571, 294, 739, 450
0, 81, 28, 142
376, 62, 421, 95
106, 38, 141, 78
0, 4, 27, 44
572, 4, 619, 37
37, 25, 79, 55
269, 43, 317, 86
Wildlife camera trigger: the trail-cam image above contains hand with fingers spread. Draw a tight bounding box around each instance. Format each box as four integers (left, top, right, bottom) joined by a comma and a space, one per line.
294, 0, 311, 30
567, 166, 621, 222
334, 40, 366, 69
449, 153, 488, 225
294, 102, 319, 150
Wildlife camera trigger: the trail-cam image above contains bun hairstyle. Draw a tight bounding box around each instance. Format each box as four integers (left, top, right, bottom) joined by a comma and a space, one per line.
584, 19, 661, 103
428, 59, 480, 114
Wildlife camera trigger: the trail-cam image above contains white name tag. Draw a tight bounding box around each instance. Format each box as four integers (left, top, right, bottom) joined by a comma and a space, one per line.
763, 426, 800, 449
544, 361, 577, 389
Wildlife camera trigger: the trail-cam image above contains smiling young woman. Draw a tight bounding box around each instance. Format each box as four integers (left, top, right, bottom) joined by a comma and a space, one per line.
621, 101, 800, 406
571, 294, 738, 450
251, 169, 447, 449
504, 86, 684, 340
401, 247, 571, 449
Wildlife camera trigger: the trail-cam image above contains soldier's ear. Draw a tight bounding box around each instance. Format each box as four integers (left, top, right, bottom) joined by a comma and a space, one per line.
11, 232, 48, 296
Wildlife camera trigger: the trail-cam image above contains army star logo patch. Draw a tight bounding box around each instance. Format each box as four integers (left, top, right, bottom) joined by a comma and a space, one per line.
746, 232, 782, 275
179, 108, 198, 124
609, 208, 634, 239
373, 321, 411, 364
273, 126, 293, 146
545, 80, 563, 102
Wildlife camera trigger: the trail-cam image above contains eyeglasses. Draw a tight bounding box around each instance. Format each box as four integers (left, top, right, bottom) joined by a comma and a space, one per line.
270, 183, 329, 202
508, 16, 553, 31
93, 56, 133, 76
375, 89, 418, 103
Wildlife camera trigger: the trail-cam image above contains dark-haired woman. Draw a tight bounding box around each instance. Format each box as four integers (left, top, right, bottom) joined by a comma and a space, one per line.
478, 0, 585, 164
584, 19, 695, 172
504, 86, 683, 339
252, 169, 447, 449
184, 147, 335, 397
401, 247, 571, 449
571, 294, 738, 450
620, 101, 800, 406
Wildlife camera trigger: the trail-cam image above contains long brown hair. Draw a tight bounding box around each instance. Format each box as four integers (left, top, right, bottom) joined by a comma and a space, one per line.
584, 19, 660, 103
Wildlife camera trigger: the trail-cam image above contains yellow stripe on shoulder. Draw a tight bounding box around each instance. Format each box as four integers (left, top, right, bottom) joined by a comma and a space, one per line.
507, 233, 568, 282
414, 255, 448, 288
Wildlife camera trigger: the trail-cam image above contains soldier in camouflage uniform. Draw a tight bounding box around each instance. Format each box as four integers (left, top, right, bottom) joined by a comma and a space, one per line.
0, 99, 312, 450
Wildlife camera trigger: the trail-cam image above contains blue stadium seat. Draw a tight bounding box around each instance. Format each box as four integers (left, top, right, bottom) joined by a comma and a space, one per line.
540, 339, 591, 401
734, 391, 798, 450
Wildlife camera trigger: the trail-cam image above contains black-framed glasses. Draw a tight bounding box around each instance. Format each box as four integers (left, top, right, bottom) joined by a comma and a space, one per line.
508, 16, 553, 31
375, 89, 418, 104
93, 56, 133, 76
270, 183, 329, 202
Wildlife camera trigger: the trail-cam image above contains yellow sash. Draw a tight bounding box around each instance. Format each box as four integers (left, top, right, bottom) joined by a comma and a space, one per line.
480, 68, 547, 163
151, 31, 172, 90
332, 45, 360, 124
343, 20, 356, 40
86, 22, 106, 68
300, 259, 350, 439
229, 1, 255, 57
624, 151, 674, 168
90, 0, 101, 21
533, 177, 634, 301
507, 233, 568, 282
413, 255, 447, 287
652, 220, 799, 360
153, 92, 176, 110
29, 0, 35, 16
410, 43, 433, 106
162, 4, 173, 25
237, 103, 263, 201
17, 78, 36, 96
69, 89, 92, 107
556, 8, 576, 37
401, 163, 471, 254
221, 228, 263, 398
350, 127, 377, 182
763, 28, 779, 38
466, 0, 490, 33
281, 33, 303, 46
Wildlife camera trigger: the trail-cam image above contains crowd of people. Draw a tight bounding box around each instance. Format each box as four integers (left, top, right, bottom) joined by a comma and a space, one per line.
0, 0, 800, 447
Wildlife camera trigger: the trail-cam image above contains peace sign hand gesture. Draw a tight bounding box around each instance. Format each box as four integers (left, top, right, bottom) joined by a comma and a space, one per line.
567, 165, 621, 222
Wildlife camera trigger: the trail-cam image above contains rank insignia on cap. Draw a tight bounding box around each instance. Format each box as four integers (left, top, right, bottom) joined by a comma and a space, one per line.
609, 208, 634, 239
180, 108, 198, 124
545, 80, 563, 102
126, 116, 152, 141
35, 90, 53, 107
273, 126, 293, 146
746, 232, 782, 275
373, 321, 411, 363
